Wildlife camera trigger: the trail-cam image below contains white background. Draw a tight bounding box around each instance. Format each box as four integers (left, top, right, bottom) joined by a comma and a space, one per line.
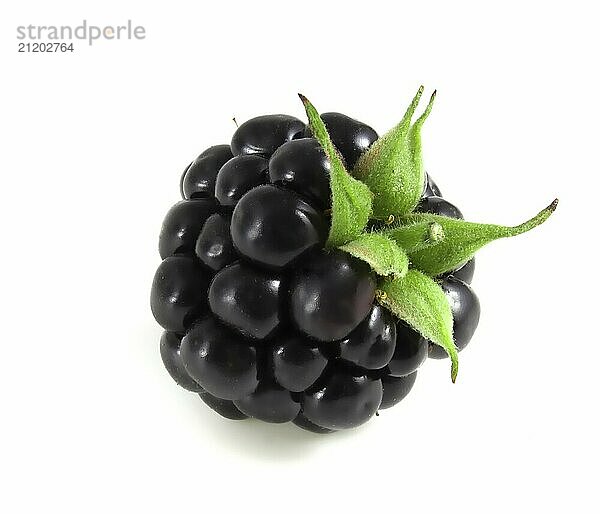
1, 1, 598, 512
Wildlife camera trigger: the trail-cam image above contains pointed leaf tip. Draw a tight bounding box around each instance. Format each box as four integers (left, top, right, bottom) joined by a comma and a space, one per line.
298, 94, 372, 248
377, 270, 458, 382
404, 198, 559, 276
402, 86, 425, 127
354, 88, 435, 217
413, 90, 436, 127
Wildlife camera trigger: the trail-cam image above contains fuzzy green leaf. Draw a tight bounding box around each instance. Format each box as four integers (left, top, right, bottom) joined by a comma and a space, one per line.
377, 270, 458, 382
354, 86, 435, 219
403, 199, 559, 276
339, 233, 409, 277
381, 220, 445, 253
299, 94, 373, 248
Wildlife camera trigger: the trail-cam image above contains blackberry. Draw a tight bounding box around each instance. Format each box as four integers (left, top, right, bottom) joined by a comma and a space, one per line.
152, 91, 556, 432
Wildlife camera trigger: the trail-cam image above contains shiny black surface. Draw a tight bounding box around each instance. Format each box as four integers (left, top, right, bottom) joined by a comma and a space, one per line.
272, 334, 328, 392
422, 173, 442, 198
417, 196, 464, 219
199, 392, 249, 420
338, 304, 396, 370
306, 112, 378, 169
231, 114, 305, 157
180, 145, 233, 199
302, 368, 383, 430
429, 277, 481, 359
208, 262, 282, 340
180, 316, 259, 400
386, 322, 428, 377
195, 213, 237, 271
290, 250, 376, 342
269, 138, 331, 209
150, 255, 209, 333
292, 413, 335, 434
160, 331, 204, 393
380, 371, 417, 409
447, 258, 476, 284
158, 199, 217, 259
231, 185, 328, 269
234, 382, 300, 423
215, 154, 269, 208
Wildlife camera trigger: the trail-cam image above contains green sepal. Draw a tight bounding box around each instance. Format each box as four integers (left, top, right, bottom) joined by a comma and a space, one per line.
380, 220, 445, 253
354, 86, 435, 219
402, 199, 558, 276
299, 94, 373, 248
377, 270, 458, 382
339, 233, 409, 278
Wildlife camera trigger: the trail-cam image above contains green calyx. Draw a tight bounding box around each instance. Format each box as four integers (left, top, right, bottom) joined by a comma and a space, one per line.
354, 86, 436, 218
339, 233, 409, 278
298, 90, 558, 382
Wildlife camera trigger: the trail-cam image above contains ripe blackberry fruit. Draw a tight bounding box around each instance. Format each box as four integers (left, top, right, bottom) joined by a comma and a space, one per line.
151, 89, 557, 433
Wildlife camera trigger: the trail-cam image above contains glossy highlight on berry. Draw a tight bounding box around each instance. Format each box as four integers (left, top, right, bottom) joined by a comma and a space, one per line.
180, 316, 259, 400
429, 277, 481, 359
160, 331, 204, 393
302, 368, 383, 430
231, 184, 328, 269
208, 262, 282, 340
272, 334, 328, 392
215, 154, 269, 208
150, 255, 209, 333
159, 199, 217, 259
195, 213, 237, 271
307, 112, 378, 169
269, 138, 332, 209
231, 114, 305, 157
338, 304, 397, 370
181, 145, 234, 199
290, 250, 377, 342
386, 322, 428, 377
